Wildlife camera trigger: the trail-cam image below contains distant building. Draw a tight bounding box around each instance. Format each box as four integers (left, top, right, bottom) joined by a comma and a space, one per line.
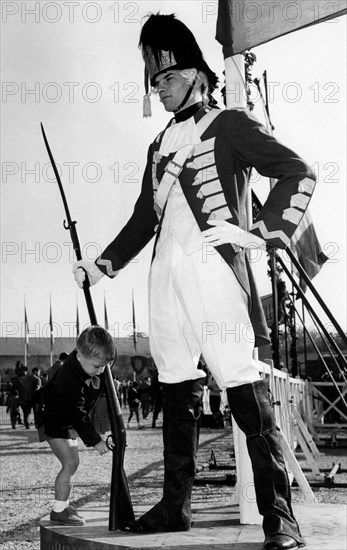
0, 336, 152, 385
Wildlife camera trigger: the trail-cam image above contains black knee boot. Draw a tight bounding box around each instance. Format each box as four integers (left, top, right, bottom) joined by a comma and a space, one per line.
120, 378, 204, 533
227, 380, 304, 550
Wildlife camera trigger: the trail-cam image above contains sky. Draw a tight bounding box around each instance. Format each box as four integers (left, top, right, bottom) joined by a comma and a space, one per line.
1, 1, 346, 343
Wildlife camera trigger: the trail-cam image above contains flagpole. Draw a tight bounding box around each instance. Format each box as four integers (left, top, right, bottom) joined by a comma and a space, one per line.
132, 289, 137, 355
24, 296, 27, 367
224, 52, 262, 527
49, 293, 54, 365
253, 73, 281, 370
132, 289, 137, 382
104, 291, 109, 331
224, 54, 247, 109
24, 295, 29, 368
24, 294, 27, 367
302, 301, 308, 378
261, 71, 281, 372
76, 294, 80, 343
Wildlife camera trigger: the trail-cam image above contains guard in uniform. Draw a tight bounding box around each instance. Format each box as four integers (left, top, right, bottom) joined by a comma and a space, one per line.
74, 14, 315, 550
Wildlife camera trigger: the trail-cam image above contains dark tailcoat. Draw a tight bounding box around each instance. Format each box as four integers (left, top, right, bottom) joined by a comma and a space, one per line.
96, 107, 316, 346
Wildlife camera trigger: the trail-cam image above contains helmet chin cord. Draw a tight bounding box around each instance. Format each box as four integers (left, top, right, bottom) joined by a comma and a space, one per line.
173, 78, 196, 114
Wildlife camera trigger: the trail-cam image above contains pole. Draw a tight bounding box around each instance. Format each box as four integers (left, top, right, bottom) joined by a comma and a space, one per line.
49, 293, 54, 366
24, 296, 28, 368
286, 247, 347, 347
224, 53, 262, 526
269, 250, 280, 369
283, 296, 289, 371
132, 289, 137, 382
302, 301, 308, 378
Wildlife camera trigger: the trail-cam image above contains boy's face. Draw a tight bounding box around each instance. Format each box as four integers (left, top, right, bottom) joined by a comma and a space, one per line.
77, 352, 112, 377
154, 70, 193, 112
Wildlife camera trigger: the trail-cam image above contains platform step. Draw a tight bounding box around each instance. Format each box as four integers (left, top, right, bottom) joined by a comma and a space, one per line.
40, 502, 346, 550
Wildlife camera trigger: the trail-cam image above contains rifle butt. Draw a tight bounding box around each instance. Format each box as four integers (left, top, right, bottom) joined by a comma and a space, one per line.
104, 364, 135, 530
108, 463, 135, 530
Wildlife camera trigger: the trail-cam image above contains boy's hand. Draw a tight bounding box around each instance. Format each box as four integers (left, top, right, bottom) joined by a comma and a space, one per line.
94, 440, 109, 456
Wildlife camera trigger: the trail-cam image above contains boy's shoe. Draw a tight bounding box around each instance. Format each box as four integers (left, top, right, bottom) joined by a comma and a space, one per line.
66, 505, 84, 519
50, 507, 86, 525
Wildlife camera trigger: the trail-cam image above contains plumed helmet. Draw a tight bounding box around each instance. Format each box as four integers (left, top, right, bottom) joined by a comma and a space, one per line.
139, 13, 218, 95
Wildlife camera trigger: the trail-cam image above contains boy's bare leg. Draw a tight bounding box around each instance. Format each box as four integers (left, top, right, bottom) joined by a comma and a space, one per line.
48, 438, 79, 501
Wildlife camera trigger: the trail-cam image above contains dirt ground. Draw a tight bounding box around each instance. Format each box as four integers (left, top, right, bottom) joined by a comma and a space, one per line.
0, 405, 346, 550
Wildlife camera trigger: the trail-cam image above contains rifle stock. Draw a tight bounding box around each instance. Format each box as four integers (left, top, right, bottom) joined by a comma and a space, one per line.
41, 123, 134, 530
105, 366, 135, 529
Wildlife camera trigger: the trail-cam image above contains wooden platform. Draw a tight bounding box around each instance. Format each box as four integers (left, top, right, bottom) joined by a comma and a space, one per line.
40, 502, 346, 550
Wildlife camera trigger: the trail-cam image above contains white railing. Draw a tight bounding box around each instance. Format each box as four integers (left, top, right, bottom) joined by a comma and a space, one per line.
307, 381, 347, 426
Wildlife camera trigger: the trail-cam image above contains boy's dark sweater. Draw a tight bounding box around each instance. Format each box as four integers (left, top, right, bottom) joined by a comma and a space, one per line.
42, 350, 105, 446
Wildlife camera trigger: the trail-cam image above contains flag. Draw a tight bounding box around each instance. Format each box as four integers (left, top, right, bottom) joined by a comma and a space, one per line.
132, 289, 137, 354
24, 299, 30, 364
216, 0, 347, 56
104, 292, 109, 331
290, 210, 328, 291
130, 355, 147, 375
76, 299, 80, 340
252, 75, 328, 292
49, 295, 54, 364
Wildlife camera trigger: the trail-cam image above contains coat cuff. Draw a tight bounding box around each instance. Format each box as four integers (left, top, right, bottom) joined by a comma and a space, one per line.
251, 177, 316, 249
95, 255, 122, 279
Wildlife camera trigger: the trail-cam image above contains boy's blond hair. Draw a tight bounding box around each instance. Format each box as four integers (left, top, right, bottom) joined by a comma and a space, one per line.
77, 326, 115, 361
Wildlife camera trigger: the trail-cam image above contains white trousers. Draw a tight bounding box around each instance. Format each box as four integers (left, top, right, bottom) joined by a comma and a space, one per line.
148, 235, 261, 389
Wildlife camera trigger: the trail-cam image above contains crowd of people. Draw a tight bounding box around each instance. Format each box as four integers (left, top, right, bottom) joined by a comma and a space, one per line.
3, 356, 229, 433
4, 361, 45, 429
3, 355, 72, 430
2, 356, 166, 431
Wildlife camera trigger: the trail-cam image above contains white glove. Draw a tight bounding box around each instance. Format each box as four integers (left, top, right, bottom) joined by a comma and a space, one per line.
202, 220, 266, 249
72, 260, 104, 289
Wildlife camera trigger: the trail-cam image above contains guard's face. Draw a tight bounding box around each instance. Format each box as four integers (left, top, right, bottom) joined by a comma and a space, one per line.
154, 70, 192, 112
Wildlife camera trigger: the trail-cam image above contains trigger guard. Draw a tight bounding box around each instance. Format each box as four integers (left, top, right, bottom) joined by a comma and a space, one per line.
106, 434, 115, 451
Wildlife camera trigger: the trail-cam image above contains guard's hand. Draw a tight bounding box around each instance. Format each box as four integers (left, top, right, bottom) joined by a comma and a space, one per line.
72, 260, 104, 289
94, 439, 109, 456
202, 220, 266, 249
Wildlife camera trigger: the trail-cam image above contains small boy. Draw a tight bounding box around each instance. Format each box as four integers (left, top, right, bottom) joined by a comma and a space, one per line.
39, 326, 115, 525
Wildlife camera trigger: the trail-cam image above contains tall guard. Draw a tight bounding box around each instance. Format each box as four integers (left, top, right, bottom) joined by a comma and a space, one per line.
74, 14, 315, 549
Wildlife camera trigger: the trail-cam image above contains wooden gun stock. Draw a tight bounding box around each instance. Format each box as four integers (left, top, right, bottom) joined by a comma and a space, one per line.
104, 365, 135, 530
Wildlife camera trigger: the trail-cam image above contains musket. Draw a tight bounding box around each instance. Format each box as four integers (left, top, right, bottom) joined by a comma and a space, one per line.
40, 123, 134, 530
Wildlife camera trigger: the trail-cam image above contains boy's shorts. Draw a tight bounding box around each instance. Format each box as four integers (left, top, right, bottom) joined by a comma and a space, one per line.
38, 424, 77, 442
